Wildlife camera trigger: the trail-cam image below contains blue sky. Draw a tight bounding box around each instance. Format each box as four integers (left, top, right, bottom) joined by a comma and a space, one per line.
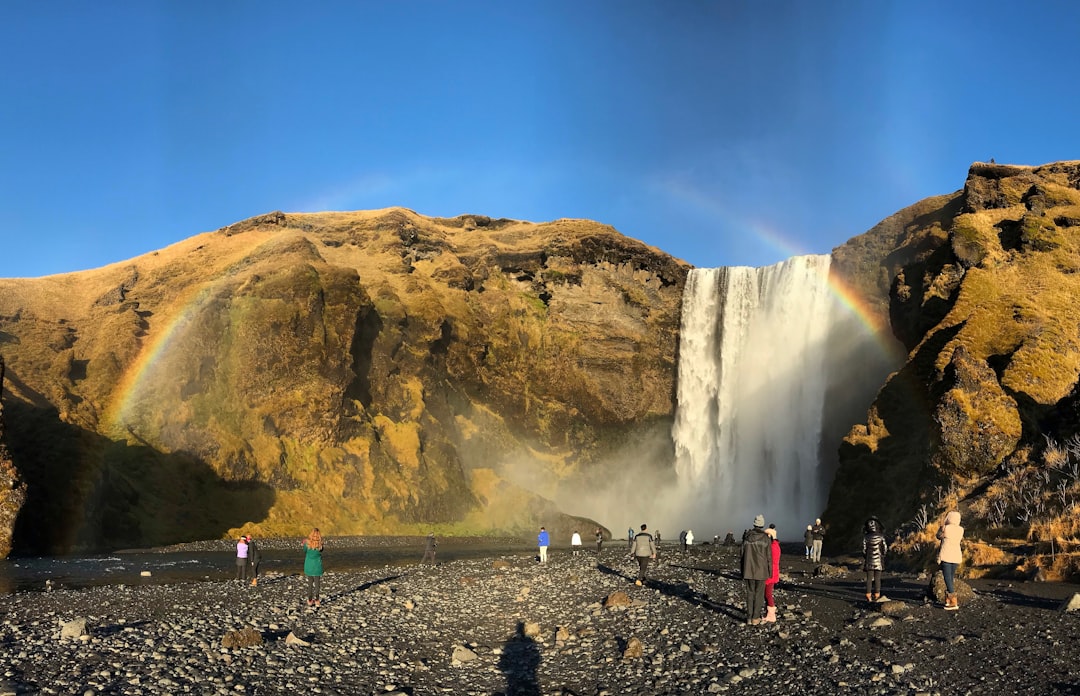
2, 1, 1078, 278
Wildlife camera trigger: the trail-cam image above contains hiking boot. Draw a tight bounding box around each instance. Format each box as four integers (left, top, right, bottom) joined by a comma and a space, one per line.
251, 578, 258, 587
945, 593, 959, 610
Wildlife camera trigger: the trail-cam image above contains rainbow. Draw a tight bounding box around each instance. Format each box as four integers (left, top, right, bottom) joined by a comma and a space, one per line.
103, 280, 220, 439
654, 175, 896, 350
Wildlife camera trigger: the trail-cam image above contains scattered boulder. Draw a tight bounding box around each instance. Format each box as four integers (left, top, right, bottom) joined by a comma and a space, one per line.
879, 600, 909, 617
523, 621, 541, 639
452, 645, 478, 664
221, 627, 262, 649
604, 591, 632, 608
492, 560, 511, 570
622, 636, 644, 659
1059, 593, 1080, 612
284, 631, 310, 647
927, 571, 977, 605
813, 564, 848, 578
60, 617, 87, 640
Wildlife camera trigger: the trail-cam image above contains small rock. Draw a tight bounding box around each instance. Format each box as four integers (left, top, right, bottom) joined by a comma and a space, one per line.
604, 591, 632, 608
285, 632, 310, 647
61, 618, 87, 639
623, 637, 644, 659
221, 628, 262, 649
452, 645, 478, 664
1059, 593, 1080, 612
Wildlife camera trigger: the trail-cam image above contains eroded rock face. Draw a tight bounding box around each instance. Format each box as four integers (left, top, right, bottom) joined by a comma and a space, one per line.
827, 161, 1080, 548
0, 210, 688, 554
0, 356, 28, 558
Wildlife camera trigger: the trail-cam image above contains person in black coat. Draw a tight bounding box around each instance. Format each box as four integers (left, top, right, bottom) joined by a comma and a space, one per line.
741, 514, 772, 624
862, 517, 888, 602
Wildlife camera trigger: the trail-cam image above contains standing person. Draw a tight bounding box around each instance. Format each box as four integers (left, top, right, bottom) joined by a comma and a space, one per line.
810, 518, 826, 563
741, 514, 771, 625
685, 529, 694, 551
537, 527, 550, 563
630, 523, 657, 586
303, 528, 324, 608
863, 517, 888, 603
421, 532, 437, 564
595, 528, 604, 555
804, 524, 814, 559
247, 535, 261, 586
570, 530, 582, 556
235, 536, 249, 582
679, 530, 687, 552
627, 527, 634, 550
763, 526, 781, 622
936, 510, 965, 610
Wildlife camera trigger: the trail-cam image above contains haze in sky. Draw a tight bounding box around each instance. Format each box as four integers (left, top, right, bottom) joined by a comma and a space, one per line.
2, 1, 1078, 279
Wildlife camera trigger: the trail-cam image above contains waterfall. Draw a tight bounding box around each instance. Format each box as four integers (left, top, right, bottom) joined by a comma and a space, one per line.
671, 255, 838, 539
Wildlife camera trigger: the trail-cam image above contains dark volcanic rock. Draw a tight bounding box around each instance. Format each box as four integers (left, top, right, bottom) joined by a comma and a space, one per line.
0, 543, 1077, 695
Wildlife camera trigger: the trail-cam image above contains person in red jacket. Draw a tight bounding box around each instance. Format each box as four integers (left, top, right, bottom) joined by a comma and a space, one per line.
763, 526, 781, 623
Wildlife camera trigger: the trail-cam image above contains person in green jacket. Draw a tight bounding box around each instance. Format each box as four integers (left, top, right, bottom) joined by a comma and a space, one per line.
303, 528, 324, 608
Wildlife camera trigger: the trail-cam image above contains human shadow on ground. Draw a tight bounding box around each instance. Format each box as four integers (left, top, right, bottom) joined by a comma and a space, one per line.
324, 573, 402, 602
91, 620, 152, 638
498, 621, 541, 696
596, 563, 744, 622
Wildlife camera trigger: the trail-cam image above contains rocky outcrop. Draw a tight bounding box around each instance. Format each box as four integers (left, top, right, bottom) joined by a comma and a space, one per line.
827, 161, 1080, 558
0, 356, 27, 557
0, 210, 687, 554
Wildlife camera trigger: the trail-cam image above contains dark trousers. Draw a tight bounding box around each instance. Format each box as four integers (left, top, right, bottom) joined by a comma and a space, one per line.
745, 579, 765, 621
250, 561, 260, 580
865, 570, 881, 596
235, 559, 248, 580
635, 556, 650, 581
305, 574, 322, 601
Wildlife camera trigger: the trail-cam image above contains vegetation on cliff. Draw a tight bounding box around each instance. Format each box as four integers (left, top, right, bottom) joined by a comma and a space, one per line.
828, 161, 1080, 580
0, 210, 687, 554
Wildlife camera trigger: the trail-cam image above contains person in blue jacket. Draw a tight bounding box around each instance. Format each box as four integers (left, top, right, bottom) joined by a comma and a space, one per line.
537, 527, 550, 563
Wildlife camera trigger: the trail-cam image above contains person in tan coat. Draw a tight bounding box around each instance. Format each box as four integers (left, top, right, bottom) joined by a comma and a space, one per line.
936, 510, 965, 610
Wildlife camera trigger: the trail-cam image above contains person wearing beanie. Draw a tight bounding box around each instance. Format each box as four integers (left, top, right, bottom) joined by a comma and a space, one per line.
763, 527, 781, 622
936, 510, 965, 610
741, 514, 771, 624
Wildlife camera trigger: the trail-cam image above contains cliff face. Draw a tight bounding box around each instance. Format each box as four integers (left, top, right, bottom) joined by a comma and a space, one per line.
827, 162, 1080, 575
0, 210, 687, 553
0, 356, 27, 557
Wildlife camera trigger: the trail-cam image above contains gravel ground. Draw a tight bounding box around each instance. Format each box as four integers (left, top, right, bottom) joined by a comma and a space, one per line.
1, 543, 1079, 695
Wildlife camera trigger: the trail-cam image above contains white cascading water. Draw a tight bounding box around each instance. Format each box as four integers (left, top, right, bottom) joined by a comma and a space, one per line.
672, 255, 838, 539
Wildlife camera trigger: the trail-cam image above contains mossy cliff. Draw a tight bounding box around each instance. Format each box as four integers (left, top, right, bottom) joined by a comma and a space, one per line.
827, 161, 1080, 576
0, 210, 687, 554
